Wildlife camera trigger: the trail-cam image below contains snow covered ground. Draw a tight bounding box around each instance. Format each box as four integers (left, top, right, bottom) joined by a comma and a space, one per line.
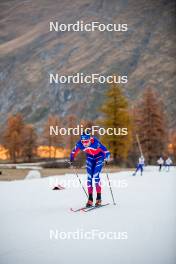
0, 166, 176, 264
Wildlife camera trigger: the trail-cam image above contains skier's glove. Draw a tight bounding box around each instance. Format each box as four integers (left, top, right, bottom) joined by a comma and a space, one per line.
104, 159, 108, 165
68, 160, 73, 166
104, 155, 111, 165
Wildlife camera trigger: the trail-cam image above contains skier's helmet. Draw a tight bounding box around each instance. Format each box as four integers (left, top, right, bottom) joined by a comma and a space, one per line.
81, 133, 90, 141
81, 133, 91, 147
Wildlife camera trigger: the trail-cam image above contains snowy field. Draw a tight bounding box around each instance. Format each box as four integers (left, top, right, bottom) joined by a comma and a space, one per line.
0, 166, 176, 264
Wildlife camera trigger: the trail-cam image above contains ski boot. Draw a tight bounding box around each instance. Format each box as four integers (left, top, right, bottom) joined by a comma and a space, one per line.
86, 194, 93, 207
95, 200, 102, 206
95, 193, 102, 206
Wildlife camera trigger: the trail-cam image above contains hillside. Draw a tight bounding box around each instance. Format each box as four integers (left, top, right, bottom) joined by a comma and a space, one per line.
0, 0, 175, 128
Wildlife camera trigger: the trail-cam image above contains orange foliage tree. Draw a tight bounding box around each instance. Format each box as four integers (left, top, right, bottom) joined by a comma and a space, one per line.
42, 115, 63, 158
134, 88, 168, 164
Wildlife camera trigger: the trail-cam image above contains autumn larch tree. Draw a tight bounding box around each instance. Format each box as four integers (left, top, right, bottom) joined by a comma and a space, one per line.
99, 83, 132, 163
21, 124, 37, 162
169, 131, 176, 161
135, 87, 168, 164
65, 114, 78, 151
3, 113, 25, 163
42, 115, 63, 159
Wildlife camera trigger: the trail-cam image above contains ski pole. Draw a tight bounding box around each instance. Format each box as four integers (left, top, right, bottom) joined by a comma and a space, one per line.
136, 134, 143, 157
106, 172, 116, 205
74, 168, 88, 199
67, 160, 88, 199
104, 164, 116, 205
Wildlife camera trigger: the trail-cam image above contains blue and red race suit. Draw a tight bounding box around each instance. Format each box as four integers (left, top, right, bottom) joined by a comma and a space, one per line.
70, 137, 110, 194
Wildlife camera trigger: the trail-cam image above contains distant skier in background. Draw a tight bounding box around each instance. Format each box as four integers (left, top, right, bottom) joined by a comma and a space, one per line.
70, 133, 110, 207
133, 155, 145, 176
165, 157, 172, 172
157, 157, 164, 172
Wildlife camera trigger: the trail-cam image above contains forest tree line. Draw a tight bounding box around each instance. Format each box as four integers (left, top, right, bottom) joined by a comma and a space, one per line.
1, 84, 175, 165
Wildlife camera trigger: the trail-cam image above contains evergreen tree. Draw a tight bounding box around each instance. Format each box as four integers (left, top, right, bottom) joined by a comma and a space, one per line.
99, 83, 132, 163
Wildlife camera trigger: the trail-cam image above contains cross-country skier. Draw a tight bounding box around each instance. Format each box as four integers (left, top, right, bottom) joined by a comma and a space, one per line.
157, 157, 164, 172
70, 133, 110, 207
133, 155, 145, 176
165, 157, 172, 172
